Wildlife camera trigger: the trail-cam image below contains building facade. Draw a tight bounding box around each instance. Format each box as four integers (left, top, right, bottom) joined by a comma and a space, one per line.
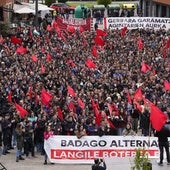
0, 0, 29, 22
140, 0, 170, 17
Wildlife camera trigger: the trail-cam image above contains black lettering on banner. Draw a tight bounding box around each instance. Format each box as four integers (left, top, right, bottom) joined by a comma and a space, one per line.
61, 140, 67, 146
75, 140, 82, 147
136, 140, 142, 147
130, 140, 135, 147
150, 140, 158, 147
98, 140, 107, 147
90, 140, 97, 147
110, 140, 117, 147
82, 140, 90, 147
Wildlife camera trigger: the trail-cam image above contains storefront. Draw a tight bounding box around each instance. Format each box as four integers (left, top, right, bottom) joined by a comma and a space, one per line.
140, 0, 170, 17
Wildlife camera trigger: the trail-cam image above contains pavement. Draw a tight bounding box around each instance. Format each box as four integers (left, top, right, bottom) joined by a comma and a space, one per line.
0, 148, 170, 170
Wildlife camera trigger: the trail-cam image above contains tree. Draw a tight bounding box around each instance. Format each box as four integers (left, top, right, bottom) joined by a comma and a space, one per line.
0, 23, 12, 37
58, 0, 68, 3
45, 0, 56, 7
97, 0, 112, 7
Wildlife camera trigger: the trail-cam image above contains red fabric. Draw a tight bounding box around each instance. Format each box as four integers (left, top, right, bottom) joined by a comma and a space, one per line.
41, 64, 45, 73
7, 91, 12, 103
31, 54, 38, 62
94, 36, 105, 46
108, 103, 119, 116
85, 58, 96, 69
126, 90, 132, 104
91, 98, 101, 126
150, 104, 167, 131
46, 25, 52, 31
11, 36, 22, 45
46, 53, 51, 62
96, 29, 107, 36
133, 101, 143, 112
67, 85, 76, 97
67, 25, 75, 34
41, 89, 53, 106
79, 26, 84, 33
120, 27, 127, 37
0, 35, 5, 44
91, 45, 98, 57
68, 101, 76, 112
57, 107, 63, 120
15, 103, 28, 118
133, 87, 143, 101
164, 80, 170, 91
167, 37, 170, 49
66, 59, 76, 67
137, 37, 144, 50
16, 46, 27, 54
44, 131, 53, 140
105, 116, 115, 129
141, 63, 151, 73
78, 98, 85, 109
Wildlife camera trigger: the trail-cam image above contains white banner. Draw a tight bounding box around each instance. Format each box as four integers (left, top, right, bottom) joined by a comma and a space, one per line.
44, 135, 166, 164
106, 17, 170, 30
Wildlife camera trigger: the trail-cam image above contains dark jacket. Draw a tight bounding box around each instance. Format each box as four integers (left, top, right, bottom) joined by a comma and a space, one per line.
92, 161, 107, 170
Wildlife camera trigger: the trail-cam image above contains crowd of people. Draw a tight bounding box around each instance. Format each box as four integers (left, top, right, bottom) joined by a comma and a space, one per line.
0, 15, 170, 164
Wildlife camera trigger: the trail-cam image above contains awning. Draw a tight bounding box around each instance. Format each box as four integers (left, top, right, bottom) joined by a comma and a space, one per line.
21, 2, 54, 11
13, 4, 35, 14
13, 2, 54, 14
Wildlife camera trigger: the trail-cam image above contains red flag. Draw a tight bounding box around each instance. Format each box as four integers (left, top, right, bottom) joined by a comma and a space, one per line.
46, 53, 51, 62
0, 35, 5, 44
31, 54, 38, 62
57, 106, 63, 120
41, 64, 45, 73
126, 90, 132, 104
137, 37, 144, 50
120, 27, 127, 37
107, 103, 119, 116
7, 91, 12, 103
141, 63, 151, 73
41, 89, 53, 106
78, 98, 85, 109
79, 26, 84, 33
164, 80, 170, 91
91, 45, 98, 57
133, 87, 143, 101
96, 29, 107, 36
85, 58, 96, 69
106, 116, 115, 129
41, 46, 45, 53
167, 37, 170, 49
11, 36, 22, 45
15, 103, 28, 118
150, 104, 167, 131
134, 101, 143, 112
16, 46, 27, 54
94, 36, 105, 46
91, 98, 101, 126
46, 24, 52, 31
67, 85, 76, 97
68, 101, 76, 112
67, 25, 75, 34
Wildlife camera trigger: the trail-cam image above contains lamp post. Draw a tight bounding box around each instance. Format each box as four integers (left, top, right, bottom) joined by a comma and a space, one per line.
35, 0, 38, 28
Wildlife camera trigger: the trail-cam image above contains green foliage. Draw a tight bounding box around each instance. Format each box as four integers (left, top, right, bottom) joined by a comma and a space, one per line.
97, 0, 112, 7
58, 0, 68, 3
131, 148, 152, 170
45, 0, 56, 7
0, 23, 12, 37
